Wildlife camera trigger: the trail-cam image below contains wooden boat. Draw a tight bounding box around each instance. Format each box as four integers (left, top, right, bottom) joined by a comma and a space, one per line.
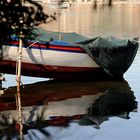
0, 40, 101, 79
0, 30, 139, 79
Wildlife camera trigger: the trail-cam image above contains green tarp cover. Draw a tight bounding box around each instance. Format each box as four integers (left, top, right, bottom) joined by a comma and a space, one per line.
79, 36, 139, 77
32, 28, 88, 43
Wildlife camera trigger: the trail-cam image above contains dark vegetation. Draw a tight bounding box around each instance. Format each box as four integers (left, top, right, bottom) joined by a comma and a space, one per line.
0, 0, 56, 44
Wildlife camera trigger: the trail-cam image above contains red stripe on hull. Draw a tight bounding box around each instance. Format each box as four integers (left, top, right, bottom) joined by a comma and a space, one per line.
49, 45, 83, 52
8, 41, 84, 52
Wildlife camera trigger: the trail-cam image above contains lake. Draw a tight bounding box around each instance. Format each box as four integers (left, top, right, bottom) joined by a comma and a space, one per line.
1, 2, 140, 140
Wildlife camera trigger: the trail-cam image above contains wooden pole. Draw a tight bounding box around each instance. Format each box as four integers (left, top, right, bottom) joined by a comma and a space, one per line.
15, 1, 24, 139
16, 34, 23, 140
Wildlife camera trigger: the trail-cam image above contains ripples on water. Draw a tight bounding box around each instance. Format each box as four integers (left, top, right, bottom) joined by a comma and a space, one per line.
1, 3, 140, 140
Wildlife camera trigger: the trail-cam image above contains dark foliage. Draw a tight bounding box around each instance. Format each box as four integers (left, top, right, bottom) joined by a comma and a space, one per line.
0, 0, 55, 43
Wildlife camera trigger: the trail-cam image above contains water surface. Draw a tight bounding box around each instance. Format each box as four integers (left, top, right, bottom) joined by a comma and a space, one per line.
1, 3, 140, 140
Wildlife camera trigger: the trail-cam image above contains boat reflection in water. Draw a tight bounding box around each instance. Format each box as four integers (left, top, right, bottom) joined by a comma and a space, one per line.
0, 79, 138, 138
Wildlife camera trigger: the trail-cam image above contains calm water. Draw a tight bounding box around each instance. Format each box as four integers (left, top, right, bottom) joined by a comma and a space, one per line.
1, 3, 140, 140
41, 3, 140, 38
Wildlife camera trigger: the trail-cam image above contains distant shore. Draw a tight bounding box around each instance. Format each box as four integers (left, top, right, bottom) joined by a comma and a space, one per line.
33, 0, 140, 5
72, 1, 140, 5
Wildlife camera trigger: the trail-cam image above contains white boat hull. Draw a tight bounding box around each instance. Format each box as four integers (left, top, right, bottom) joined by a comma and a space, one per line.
0, 41, 104, 79
2, 45, 99, 69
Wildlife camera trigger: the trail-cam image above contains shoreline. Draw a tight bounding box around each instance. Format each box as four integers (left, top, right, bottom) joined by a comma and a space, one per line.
72, 1, 140, 5
38, 1, 140, 5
